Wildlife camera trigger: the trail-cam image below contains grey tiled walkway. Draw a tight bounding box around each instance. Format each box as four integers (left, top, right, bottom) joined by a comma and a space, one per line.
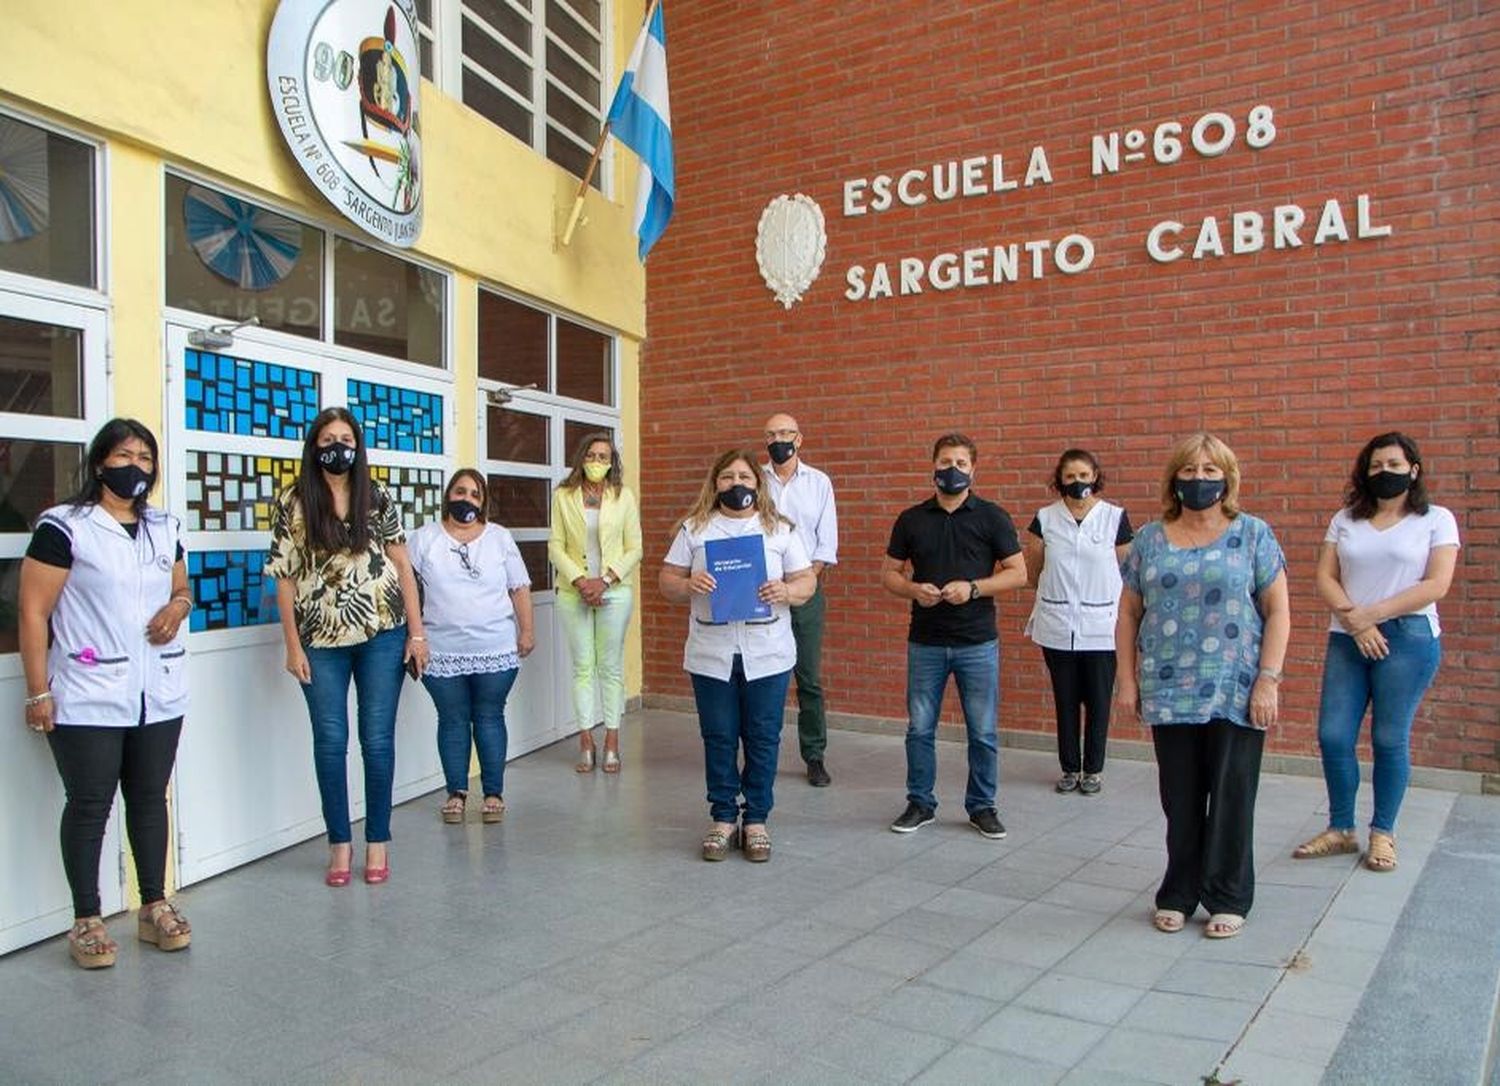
0, 709, 1488, 1084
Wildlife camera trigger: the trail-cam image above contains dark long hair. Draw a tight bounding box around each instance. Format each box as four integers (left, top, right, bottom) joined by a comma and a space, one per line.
560, 431, 623, 493
296, 407, 373, 553
68, 417, 160, 519
1346, 431, 1430, 520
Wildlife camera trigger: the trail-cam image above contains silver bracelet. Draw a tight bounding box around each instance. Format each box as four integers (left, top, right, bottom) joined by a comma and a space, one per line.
1258, 667, 1283, 683
24, 691, 53, 707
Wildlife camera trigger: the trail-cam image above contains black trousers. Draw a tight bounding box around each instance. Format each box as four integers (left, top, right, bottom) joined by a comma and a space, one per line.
46, 719, 183, 918
1152, 720, 1264, 917
1041, 647, 1115, 775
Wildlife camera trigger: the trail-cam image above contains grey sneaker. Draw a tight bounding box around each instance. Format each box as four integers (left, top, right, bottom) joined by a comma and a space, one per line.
890, 802, 935, 834
969, 809, 1007, 839
1056, 773, 1080, 794
1079, 774, 1102, 795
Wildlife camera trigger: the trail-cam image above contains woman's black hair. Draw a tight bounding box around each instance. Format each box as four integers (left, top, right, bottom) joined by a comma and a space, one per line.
68, 417, 160, 518
1050, 448, 1105, 494
1346, 431, 1430, 520
296, 407, 373, 553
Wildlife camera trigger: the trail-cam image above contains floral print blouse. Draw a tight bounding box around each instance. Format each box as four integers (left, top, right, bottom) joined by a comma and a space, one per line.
264, 483, 407, 648
1121, 513, 1285, 728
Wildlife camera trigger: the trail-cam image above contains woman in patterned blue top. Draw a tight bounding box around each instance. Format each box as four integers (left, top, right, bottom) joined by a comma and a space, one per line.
1115, 434, 1290, 940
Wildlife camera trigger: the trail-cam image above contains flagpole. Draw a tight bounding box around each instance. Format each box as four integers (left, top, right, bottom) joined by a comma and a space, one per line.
559, 0, 662, 248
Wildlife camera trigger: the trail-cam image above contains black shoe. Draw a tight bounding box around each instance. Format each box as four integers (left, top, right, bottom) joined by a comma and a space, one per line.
1055, 772, 1079, 794
969, 809, 1007, 839
806, 759, 831, 787
1079, 774, 1102, 795
890, 802, 935, 834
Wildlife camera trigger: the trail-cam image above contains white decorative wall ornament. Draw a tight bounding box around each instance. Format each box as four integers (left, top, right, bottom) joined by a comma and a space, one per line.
756, 194, 826, 309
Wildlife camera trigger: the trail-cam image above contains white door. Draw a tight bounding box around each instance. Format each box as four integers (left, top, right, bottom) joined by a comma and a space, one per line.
479, 395, 620, 752
163, 323, 449, 886
0, 294, 116, 954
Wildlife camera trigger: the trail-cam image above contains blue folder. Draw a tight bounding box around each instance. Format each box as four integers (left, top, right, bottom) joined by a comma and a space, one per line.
705, 534, 771, 623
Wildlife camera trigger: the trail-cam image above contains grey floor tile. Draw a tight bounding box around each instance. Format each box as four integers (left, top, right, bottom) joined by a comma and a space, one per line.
1070, 1027, 1224, 1084
1036, 879, 1142, 916
1153, 957, 1282, 1003
1268, 973, 1366, 1021
830, 931, 954, 979
534, 997, 694, 1064
1013, 971, 1146, 1025
864, 981, 1004, 1042
922, 950, 1043, 1003
769, 959, 906, 1012
1236, 1005, 1348, 1065
457, 1037, 613, 1084
970, 1004, 1107, 1065
687, 939, 807, 988
1119, 990, 1257, 1043
1216, 1047, 1329, 1086
913, 1043, 1066, 1085
922, 886, 1028, 923
747, 913, 863, 957
815, 1015, 955, 1083
965, 902, 1109, 969
878, 906, 995, 951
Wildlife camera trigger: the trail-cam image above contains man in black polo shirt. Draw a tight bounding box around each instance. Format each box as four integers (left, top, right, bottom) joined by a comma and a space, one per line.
881, 433, 1026, 838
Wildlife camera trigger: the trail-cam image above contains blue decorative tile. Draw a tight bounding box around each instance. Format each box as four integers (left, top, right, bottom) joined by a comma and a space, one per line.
188, 550, 279, 632
346, 378, 443, 454
184, 349, 321, 438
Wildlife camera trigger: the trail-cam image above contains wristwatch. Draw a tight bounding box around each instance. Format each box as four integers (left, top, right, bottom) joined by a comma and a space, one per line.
968, 580, 980, 601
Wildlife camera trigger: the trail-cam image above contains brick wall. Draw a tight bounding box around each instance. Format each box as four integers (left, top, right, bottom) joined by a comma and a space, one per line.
638, 1, 1500, 774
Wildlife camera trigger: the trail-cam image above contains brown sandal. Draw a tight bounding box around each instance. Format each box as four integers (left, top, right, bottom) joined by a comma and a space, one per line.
138, 900, 192, 952
440, 793, 466, 824
1293, 828, 1359, 859
743, 826, 771, 863
1365, 832, 1397, 872
68, 917, 117, 969
701, 825, 737, 862
481, 796, 506, 824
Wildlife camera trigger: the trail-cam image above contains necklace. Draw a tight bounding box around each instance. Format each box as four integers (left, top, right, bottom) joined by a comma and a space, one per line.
582, 484, 603, 509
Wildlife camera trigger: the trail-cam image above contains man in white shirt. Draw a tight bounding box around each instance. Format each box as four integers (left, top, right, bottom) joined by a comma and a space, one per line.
762, 412, 839, 786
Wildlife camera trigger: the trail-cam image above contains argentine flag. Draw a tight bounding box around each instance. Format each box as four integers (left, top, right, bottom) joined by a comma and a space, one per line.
607, 2, 673, 260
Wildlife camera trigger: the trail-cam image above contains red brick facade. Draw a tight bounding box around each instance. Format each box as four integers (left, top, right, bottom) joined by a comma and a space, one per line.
638, 1, 1499, 776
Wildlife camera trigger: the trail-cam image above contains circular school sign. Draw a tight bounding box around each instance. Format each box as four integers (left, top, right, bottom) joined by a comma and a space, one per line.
267, 0, 423, 246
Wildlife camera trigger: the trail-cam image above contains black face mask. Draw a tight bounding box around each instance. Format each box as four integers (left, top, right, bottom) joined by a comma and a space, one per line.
717, 484, 756, 512
317, 443, 358, 475
933, 466, 971, 495
447, 499, 482, 524
99, 463, 153, 501
1369, 470, 1413, 500
1061, 481, 1094, 501
767, 440, 797, 466
1175, 478, 1226, 511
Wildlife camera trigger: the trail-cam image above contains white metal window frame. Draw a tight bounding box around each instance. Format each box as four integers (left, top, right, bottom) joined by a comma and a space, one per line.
425, 0, 613, 192
476, 283, 621, 596
159, 167, 455, 380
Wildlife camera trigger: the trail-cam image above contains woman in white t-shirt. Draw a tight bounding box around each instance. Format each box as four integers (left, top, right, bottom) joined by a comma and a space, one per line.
1294, 433, 1459, 872
409, 470, 534, 825
660, 449, 815, 863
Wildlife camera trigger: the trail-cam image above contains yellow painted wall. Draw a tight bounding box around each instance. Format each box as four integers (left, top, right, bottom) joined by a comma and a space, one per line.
3, 0, 650, 907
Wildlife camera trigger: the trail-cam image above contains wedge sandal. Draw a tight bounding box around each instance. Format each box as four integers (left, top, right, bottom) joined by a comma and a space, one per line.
68, 917, 117, 969
1204, 913, 1245, 939
701, 825, 737, 862
481, 796, 506, 824
1292, 828, 1358, 859
743, 826, 771, 863
138, 900, 192, 952
1365, 832, 1397, 872
1153, 909, 1186, 934
440, 793, 466, 824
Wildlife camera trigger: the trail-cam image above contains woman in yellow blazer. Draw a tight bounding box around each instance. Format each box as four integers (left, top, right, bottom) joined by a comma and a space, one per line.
549, 433, 643, 772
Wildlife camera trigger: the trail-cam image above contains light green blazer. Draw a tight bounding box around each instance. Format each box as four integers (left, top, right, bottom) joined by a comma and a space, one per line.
548, 484, 643, 597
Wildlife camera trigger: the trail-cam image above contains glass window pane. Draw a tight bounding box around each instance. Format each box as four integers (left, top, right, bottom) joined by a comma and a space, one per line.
555, 317, 611, 405
416, 0, 432, 22
546, 7, 601, 72
0, 316, 84, 418
333, 237, 446, 368
546, 77, 600, 144
0, 558, 21, 653
517, 540, 551, 591
478, 291, 549, 388
165, 175, 322, 339
563, 420, 612, 467
486, 474, 549, 529
486, 406, 548, 464
549, 41, 600, 108
555, 0, 599, 33
545, 129, 600, 188
0, 116, 95, 288
462, 14, 531, 96
0, 438, 83, 531
420, 35, 434, 81
462, 69, 532, 143
465, 0, 532, 52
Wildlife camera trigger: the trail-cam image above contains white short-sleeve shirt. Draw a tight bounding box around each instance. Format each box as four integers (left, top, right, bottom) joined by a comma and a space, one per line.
665, 512, 811, 681
409, 521, 532, 674
1325, 505, 1460, 636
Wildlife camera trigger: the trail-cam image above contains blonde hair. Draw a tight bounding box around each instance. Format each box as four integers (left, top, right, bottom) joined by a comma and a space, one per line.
680, 448, 789, 535
1160, 432, 1241, 522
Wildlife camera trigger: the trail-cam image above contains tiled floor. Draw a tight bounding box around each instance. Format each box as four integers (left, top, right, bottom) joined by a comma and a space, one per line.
0, 709, 1477, 1084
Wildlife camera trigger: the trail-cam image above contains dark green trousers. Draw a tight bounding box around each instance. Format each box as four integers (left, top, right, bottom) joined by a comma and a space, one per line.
789, 583, 827, 762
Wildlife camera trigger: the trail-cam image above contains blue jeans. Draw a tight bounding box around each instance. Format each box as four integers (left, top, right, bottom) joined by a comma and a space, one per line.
906, 640, 1000, 815
300, 626, 407, 844
422, 668, 518, 798
1317, 618, 1441, 834
689, 656, 791, 825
